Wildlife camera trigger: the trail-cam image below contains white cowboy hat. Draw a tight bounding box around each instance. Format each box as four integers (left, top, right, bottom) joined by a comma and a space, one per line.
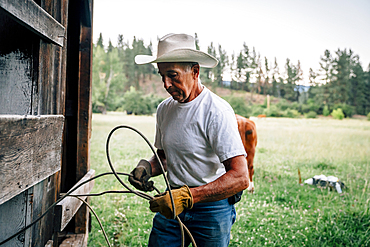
135, 33, 218, 68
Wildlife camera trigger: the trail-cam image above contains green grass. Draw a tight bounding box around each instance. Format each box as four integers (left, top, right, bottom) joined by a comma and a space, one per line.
88, 113, 370, 247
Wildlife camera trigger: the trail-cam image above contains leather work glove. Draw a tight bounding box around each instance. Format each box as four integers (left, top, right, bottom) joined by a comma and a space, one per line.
128, 159, 154, 192
149, 185, 193, 219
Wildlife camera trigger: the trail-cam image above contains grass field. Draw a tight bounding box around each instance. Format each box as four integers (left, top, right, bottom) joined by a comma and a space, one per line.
88, 113, 370, 247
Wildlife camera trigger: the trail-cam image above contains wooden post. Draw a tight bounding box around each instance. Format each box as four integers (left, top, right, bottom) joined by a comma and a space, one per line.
75, 21, 93, 236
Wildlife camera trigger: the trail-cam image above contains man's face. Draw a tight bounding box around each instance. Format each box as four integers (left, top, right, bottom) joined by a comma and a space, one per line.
157, 62, 200, 103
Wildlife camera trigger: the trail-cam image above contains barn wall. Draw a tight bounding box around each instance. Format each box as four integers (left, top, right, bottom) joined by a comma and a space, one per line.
0, 0, 93, 246
0, 6, 43, 247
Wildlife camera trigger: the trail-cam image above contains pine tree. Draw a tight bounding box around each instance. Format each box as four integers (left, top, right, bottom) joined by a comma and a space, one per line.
271, 58, 279, 97
97, 33, 104, 48
229, 52, 236, 89
319, 49, 333, 106
365, 64, 370, 114
332, 48, 353, 104
263, 57, 270, 95
284, 58, 297, 101
308, 68, 317, 99
194, 33, 200, 50
255, 54, 264, 95
243, 44, 257, 93
206, 42, 217, 84
295, 60, 303, 102
349, 55, 366, 114
236, 51, 244, 89
211, 44, 228, 91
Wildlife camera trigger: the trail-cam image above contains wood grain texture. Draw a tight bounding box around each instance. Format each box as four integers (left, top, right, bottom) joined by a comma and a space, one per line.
0, 115, 64, 205
0, 0, 65, 46
54, 169, 95, 232
59, 233, 86, 247
75, 15, 93, 234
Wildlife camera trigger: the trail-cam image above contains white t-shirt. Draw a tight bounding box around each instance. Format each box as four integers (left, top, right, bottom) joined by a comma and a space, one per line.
154, 86, 246, 188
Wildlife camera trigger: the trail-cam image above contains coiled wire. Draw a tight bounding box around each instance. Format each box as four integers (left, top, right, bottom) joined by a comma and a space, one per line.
0, 125, 197, 247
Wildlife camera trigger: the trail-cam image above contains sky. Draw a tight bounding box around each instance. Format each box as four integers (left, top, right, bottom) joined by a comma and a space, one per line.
93, 0, 370, 84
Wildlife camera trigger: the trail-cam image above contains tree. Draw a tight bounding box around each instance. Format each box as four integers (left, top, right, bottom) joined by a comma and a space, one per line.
308, 68, 318, 100
211, 44, 228, 91
235, 51, 244, 89
229, 52, 236, 89
271, 58, 280, 97
194, 33, 200, 50
241, 44, 257, 92
263, 57, 270, 95
331, 48, 353, 104
348, 56, 366, 114
319, 49, 333, 106
365, 64, 370, 114
206, 42, 217, 86
96, 32, 104, 48
295, 60, 303, 101
255, 54, 264, 95
284, 58, 296, 101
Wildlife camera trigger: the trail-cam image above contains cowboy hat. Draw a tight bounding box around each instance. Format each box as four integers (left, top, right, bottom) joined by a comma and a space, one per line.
135, 33, 218, 68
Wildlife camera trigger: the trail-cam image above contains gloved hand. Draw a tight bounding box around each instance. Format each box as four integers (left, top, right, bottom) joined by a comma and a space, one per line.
128, 159, 154, 191
149, 185, 193, 219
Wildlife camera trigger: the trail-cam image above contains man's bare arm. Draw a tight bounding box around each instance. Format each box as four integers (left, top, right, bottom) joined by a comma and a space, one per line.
148, 149, 167, 177
190, 155, 249, 204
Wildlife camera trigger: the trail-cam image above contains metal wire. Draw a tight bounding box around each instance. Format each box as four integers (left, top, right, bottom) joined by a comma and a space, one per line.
73, 196, 112, 247
0, 126, 198, 247
105, 125, 197, 247
105, 125, 176, 218
0, 172, 124, 246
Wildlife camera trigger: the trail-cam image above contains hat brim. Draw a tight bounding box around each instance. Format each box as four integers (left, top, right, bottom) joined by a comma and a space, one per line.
135, 48, 218, 68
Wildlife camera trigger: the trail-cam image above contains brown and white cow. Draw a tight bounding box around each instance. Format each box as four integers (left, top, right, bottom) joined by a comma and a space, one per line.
236, 114, 257, 192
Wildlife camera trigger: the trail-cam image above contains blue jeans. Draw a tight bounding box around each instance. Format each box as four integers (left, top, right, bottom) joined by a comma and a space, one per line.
148, 199, 236, 247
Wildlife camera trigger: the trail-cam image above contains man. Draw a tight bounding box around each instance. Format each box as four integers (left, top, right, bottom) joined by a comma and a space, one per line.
129, 33, 249, 247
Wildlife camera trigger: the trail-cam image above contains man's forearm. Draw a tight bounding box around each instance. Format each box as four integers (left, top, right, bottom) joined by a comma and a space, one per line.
190, 155, 249, 204
148, 150, 167, 177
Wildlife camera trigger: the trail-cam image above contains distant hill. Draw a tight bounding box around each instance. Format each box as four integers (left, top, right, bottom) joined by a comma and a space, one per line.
139, 75, 278, 105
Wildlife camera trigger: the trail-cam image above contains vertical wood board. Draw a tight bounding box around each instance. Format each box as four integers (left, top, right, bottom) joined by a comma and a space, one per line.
0, 51, 33, 115
75, 23, 93, 234
0, 191, 29, 247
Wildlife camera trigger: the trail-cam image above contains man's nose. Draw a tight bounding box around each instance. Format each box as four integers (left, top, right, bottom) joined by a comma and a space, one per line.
163, 77, 172, 89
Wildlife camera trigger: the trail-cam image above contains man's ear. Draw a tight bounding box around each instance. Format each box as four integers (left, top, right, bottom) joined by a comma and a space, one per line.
192, 64, 200, 79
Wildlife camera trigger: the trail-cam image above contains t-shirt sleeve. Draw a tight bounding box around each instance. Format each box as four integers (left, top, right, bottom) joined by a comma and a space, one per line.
154, 101, 164, 150
207, 109, 247, 163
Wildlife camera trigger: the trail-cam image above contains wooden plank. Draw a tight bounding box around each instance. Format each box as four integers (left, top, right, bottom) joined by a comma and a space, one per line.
0, 0, 65, 46
30, 174, 60, 247
0, 115, 64, 204
45, 240, 53, 247
54, 169, 95, 232
24, 187, 34, 246
59, 233, 86, 247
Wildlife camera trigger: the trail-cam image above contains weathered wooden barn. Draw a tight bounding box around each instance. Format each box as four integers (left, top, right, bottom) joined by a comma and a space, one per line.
0, 0, 95, 246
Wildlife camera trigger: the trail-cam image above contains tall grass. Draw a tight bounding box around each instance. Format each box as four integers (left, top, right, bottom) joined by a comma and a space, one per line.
88, 113, 370, 246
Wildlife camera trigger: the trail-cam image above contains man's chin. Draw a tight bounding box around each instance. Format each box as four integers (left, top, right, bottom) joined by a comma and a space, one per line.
170, 93, 182, 102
